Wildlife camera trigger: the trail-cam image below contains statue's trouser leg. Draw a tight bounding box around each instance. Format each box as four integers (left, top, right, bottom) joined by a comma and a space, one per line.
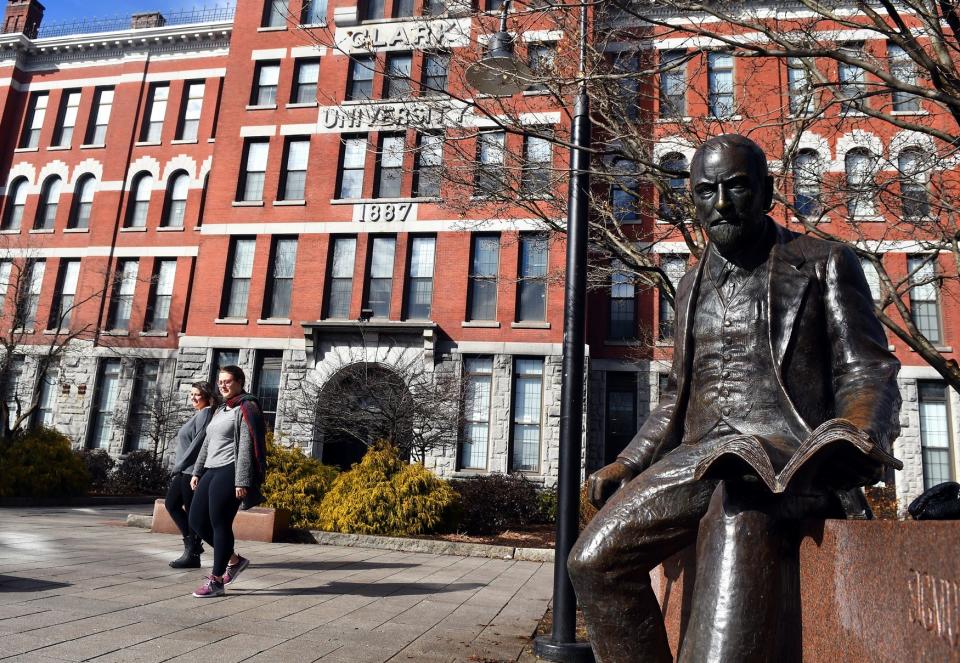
677, 482, 801, 663
568, 445, 718, 663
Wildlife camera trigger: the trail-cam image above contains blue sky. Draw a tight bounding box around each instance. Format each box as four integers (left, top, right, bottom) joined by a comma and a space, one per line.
41, 1, 228, 24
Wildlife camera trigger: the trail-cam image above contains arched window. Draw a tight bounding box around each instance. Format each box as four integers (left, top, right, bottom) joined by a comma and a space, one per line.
126, 172, 153, 228
792, 150, 821, 217
2, 178, 28, 231
162, 171, 189, 228
899, 148, 930, 218
844, 148, 875, 217
69, 175, 95, 229
34, 176, 62, 230
659, 152, 688, 221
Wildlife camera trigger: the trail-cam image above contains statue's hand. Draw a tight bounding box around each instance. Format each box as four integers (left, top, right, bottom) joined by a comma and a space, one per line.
588, 461, 638, 509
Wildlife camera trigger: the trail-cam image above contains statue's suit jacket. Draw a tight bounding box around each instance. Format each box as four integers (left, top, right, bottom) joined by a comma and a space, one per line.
617, 221, 902, 472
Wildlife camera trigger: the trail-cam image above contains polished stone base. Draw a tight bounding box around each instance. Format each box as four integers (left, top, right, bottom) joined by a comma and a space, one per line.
150, 498, 290, 542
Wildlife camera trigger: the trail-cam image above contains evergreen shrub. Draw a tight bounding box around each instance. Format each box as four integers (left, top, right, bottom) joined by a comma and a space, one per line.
0, 427, 89, 498
75, 449, 115, 493
317, 442, 455, 535
262, 437, 339, 528
448, 473, 551, 535
110, 450, 170, 495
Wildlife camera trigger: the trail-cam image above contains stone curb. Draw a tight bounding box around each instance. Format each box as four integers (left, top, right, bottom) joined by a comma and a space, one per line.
125, 514, 555, 562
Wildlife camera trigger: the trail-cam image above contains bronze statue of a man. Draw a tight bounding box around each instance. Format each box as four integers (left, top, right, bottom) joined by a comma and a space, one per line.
568, 135, 902, 662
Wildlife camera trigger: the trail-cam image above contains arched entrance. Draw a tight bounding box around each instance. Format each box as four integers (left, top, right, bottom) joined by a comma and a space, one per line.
315, 362, 413, 470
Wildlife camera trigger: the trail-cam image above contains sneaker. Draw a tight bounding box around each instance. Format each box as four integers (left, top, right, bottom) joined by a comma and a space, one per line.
223, 556, 249, 586
192, 575, 224, 598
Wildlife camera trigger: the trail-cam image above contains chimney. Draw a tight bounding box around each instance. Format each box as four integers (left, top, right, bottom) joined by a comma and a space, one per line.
3, 0, 45, 39
130, 12, 166, 30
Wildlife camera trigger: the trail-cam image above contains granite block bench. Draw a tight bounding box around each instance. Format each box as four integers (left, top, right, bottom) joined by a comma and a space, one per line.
150, 499, 289, 543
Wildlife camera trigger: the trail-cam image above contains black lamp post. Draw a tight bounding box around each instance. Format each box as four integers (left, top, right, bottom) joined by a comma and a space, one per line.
466, 3, 594, 661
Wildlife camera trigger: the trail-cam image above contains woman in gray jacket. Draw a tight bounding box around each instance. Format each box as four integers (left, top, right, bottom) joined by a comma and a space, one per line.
165, 381, 217, 568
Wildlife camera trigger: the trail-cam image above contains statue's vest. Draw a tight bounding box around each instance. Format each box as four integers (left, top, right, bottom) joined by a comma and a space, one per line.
683, 260, 801, 447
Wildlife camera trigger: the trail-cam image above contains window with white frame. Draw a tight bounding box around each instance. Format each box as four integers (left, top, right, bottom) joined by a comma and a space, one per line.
69, 175, 95, 229
468, 234, 499, 321
839, 43, 866, 112
659, 50, 687, 118
889, 43, 919, 112
511, 357, 544, 472
252, 61, 280, 106
3, 178, 27, 231
239, 139, 269, 202
141, 84, 168, 142
421, 52, 449, 95
899, 148, 930, 218
177, 81, 205, 141
85, 87, 113, 145
845, 148, 876, 217
609, 260, 635, 340
20, 92, 48, 149
223, 238, 255, 319
659, 153, 688, 221
787, 58, 813, 115
254, 351, 283, 431
363, 0, 385, 20
265, 237, 297, 319
517, 234, 547, 322
919, 380, 955, 489
127, 173, 153, 228
707, 52, 733, 117
475, 131, 505, 195
16, 260, 45, 330
0, 260, 10, 312
33, 361, 58, 428
347, 56, 375, 101
610, 159, 637, 223
34, 176, 61, 230
793, 150, 822, 217
49, 259, 80, 329
281, 137, 310, 201
384, 53, 412, 99
365, 236, 396, 318
4, 356, 24, 429
522, 132, 552, 198
860, 257, 882, 306
415, 132, 442, 198
659, 255, 686, 341
908, 255, 943, 344
375, 134, 405, 198
146, 259, 176, 332
262, 0, 288, 27
162, 172, 189, 228
124, 359, 160, 452
327, 237, 356, 318
405, 236, 435, 319
53, 90, 81, 147
292, 59, 320, 104
527, 42, 555, 92
460, 356, 492, 470
301, 0, 326, 24
107, 260, 138, 331
337, 135, 367, 199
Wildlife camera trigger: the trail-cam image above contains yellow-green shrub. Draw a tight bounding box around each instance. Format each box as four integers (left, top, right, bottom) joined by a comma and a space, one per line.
317, 442, 455, 535
0, 427, 89, 498
261, 437, 339, 528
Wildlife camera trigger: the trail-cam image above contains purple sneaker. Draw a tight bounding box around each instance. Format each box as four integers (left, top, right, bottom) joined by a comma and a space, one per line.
192, 575, 224, 598
223, 556, 249, 586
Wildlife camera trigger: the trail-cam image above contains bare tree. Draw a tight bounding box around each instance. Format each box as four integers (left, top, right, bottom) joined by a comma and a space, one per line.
112, 359, 193, 460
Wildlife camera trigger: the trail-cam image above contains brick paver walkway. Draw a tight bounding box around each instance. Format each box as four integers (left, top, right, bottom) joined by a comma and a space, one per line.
0, 506, 552, 662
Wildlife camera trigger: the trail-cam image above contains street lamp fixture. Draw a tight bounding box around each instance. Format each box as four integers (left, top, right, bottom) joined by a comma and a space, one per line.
464, 2, 595, 661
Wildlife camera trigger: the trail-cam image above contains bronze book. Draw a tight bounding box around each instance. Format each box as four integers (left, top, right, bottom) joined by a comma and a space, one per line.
693, 418, 904, 494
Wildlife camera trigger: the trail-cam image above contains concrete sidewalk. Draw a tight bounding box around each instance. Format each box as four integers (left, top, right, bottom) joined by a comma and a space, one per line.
0, 506, 553, 662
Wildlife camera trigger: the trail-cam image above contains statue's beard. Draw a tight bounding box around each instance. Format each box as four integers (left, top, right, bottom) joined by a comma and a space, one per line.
707, 220, 750, 255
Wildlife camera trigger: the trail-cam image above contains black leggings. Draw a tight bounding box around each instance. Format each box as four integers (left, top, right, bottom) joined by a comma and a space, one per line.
164, 473, 195, 538
188, 465, 241, 577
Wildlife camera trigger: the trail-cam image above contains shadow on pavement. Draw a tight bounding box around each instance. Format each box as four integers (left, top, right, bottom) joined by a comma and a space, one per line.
239, 581, 485, 597
0, 575, 70, 592
252, 561, 416, 571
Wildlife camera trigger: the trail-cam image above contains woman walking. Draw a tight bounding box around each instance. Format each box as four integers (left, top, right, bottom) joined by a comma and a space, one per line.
165, 381, 217, 569
188, 365, 267, 598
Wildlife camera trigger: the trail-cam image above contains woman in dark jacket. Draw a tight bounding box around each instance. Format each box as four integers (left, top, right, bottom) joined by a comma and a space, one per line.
165, 381, 218, 568
188, 365, 267, 598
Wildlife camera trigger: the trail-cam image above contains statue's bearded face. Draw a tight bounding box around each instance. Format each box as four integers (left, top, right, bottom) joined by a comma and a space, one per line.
691, 146, 772, 258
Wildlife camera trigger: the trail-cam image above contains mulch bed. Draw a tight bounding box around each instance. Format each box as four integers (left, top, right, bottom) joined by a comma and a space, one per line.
415, 524, 556, 549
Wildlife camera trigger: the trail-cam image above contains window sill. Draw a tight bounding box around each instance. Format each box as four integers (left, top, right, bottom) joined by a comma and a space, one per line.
102, 329, 129, 336
511, 321, 550, 329
157, 226, 185, 232
274, 200, 306, 206
910, 346, 952, 353
656, 116, 692, 123
171, 138, 199, 145
80, 144, 105, 149
13, 328, 33, 334
233, 200, 264, 207
139, 330, 169, 337
215, 317, 248, 325
14, 146, 39, 153
0, 229, 21, 234
246, 104, 278, 111
891, 110, 926, 116
656, 340, 676, 347
851, 215, 885, 223
47, 145, 71, 151
43, 329, 69, 335
286, 102, 318, 109
522, 89, 551, 96
257, 318, 292, 325
120, 226, 148, 232
29, 228, 54, 234
257, 25, 287, 32
300, 22, 327, 28
329, 196, 418, 204
135, 140, 161, 147
208, 138, 216, 143
461, 320, 500, 328
64, 227, 89, 233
